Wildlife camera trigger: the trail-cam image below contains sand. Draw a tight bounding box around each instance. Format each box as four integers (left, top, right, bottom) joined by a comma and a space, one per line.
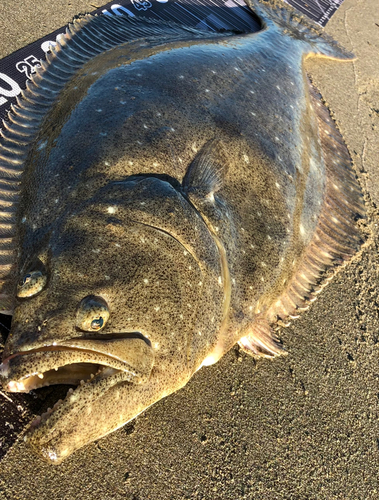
0, 0, 378, 498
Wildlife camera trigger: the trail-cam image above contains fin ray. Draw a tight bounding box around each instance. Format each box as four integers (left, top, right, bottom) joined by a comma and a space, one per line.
264, 79, 365, 327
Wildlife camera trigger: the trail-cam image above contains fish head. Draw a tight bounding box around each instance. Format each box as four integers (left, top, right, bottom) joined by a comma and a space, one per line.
0, 176, 225, 463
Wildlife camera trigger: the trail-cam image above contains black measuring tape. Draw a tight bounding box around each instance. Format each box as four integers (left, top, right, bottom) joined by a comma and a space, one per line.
0, 0, 344, 125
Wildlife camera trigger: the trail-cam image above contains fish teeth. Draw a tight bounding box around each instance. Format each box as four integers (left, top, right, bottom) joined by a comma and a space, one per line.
53, 399, 63, 409
32, 415, 41, 425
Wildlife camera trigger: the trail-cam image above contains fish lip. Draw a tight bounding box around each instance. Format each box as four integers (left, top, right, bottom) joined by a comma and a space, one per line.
0, 333, 155, 392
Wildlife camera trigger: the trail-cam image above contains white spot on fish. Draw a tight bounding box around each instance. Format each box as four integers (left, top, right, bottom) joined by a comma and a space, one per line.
144, 279, 149, 284
37, 140, 47, 151
120, 100, 127, 105
107, 206, 117, 214
21, 216, 26, 223
92, 249, 100, 254
243, 154, 249, 163
96, 109, 102, 113
154, 306, 160, 312
261, 262, 267, 267
100, 132, 107, 137
218, 276, 222, 285
143, 124, 148, 129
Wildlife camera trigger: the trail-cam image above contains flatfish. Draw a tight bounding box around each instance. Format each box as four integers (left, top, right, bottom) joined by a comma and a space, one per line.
0, 0, 364, 463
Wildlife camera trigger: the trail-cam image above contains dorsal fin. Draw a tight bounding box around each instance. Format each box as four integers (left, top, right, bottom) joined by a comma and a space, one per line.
0, 15, 233, 313
239, 77, 365, 357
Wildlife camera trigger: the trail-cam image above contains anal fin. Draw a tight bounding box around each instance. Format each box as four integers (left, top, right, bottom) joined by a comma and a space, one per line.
238, 319, 284, 358
264, 77, 365, 327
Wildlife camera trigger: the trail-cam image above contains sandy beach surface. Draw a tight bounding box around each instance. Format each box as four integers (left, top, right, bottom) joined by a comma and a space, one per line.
0, 0, 378, 498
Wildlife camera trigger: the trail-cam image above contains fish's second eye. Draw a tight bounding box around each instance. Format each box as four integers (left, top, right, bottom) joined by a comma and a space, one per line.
17, 270, 47, 298
77, 296, 109, 332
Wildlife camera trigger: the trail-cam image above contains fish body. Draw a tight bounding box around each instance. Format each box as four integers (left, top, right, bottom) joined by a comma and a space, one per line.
0, 0, 364, 463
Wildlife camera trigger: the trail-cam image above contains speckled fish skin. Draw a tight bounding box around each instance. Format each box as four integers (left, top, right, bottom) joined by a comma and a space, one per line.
0, 0, 365, 463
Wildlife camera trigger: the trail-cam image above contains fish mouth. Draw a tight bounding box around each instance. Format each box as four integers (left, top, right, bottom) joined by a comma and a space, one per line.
0, 334, 154, 434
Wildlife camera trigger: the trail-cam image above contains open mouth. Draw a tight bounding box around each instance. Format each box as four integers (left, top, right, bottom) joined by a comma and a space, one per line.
0, 334, 155, 431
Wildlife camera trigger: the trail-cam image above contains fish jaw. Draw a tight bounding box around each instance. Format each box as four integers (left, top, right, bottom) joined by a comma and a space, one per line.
24, 367, 174, 464
24, 368, 186, 465
0, 337, 159, 463
0, 340, 174, 464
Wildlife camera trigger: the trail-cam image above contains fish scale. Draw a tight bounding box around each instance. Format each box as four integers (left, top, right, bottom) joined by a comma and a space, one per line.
0, 0, 365, 464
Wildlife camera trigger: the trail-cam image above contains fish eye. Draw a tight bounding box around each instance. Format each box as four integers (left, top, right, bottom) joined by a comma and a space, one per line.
77, 296, 109, 332
17, 270, 47, 298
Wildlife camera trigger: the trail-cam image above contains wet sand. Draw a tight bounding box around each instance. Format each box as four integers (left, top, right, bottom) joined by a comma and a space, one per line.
0, 0, 378, 498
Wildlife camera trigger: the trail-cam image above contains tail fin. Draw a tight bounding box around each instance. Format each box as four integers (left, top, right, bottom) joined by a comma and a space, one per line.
244, 0, 354, 60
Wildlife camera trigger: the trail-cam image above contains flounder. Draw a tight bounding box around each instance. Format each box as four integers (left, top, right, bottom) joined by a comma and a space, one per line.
0, 0, 365, 463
